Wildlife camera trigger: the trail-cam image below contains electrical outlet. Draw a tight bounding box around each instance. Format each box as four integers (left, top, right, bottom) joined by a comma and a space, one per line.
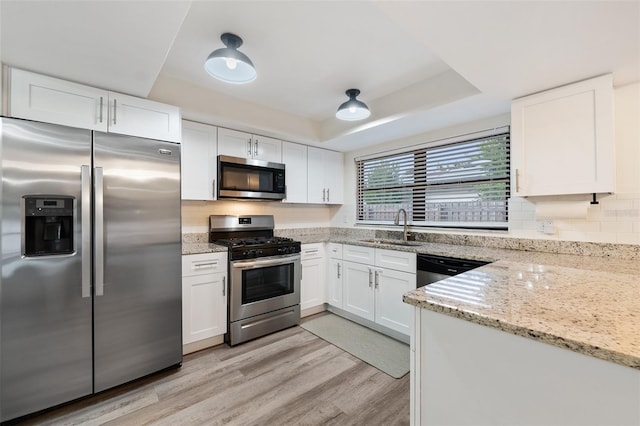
537, 220, 556, 234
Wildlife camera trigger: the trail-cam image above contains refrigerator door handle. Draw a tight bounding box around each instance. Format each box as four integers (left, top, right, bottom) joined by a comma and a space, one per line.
81, 165, 91, 298
95, 166, 105, 296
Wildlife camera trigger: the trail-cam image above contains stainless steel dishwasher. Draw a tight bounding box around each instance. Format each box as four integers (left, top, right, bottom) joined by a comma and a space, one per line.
417, 254, 489, 286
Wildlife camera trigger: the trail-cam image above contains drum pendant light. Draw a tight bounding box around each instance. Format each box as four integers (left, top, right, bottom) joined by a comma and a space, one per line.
205, 33, 256, 84
336, 89, 371, 121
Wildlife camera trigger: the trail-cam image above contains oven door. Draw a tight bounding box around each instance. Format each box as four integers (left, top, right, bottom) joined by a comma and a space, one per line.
229, 254, 301, 322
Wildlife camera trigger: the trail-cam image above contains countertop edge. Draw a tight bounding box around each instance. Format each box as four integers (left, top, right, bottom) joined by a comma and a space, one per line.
403, 295, 640, 371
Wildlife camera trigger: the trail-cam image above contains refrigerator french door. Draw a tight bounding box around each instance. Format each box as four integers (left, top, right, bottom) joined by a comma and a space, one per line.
0, 117, 182, 422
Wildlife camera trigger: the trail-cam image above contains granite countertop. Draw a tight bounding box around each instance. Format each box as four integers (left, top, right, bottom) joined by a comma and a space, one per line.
182, 231, 640, 370
403, 251, 640, 371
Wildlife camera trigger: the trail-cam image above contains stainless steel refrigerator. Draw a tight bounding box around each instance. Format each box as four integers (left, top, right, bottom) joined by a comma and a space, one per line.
0, 117, 182, 422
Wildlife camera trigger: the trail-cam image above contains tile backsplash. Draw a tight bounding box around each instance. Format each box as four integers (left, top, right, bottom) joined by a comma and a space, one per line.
508, 193, 640, 244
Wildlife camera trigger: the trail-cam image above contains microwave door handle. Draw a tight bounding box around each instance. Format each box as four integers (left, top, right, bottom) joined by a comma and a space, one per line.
232, 255, 300, 269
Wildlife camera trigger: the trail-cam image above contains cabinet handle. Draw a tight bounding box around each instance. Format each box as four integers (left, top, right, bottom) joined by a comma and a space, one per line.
248, 139, 252, 156
515, 168, 520, 193
222, 276, 226, 297
194, 261, 217, 269
326, 188, 330, 202
112, 98, 117, 125
212, 179, 216, 199
322, 188, 326, 202
337, 263, 341, 279
375, 270, 380, 289
254, 140, 258, 157
368, 269, 373, 288
99, 97, 104, 123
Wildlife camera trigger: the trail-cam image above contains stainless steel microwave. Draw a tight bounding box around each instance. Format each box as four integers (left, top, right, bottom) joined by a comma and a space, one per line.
217, 155, 286, 200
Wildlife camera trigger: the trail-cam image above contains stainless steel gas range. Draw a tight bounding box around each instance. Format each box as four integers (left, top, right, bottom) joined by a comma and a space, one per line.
209, 215, 301, 346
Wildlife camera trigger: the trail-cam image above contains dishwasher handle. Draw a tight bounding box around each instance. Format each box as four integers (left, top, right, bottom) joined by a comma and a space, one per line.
417, 254, 488, 276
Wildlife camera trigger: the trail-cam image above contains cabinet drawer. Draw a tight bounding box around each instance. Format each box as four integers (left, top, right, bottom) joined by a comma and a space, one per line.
326, 243, 343, 259
375, 248, 416, 273
182, 252, 227, 277
301, 242, 324, 261
343, 245, 375, 264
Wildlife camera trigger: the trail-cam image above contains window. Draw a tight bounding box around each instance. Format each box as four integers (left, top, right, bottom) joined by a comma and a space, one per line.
356, 129, 510, 229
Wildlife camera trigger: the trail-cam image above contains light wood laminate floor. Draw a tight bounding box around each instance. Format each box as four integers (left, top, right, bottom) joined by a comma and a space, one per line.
12, 322, 409, 425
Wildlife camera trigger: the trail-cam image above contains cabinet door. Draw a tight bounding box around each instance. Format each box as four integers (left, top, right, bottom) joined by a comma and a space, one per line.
181, 120, 217, 200
218, 127, 252, 158
343, 244, 375, 264
301, 257, 325, 311
342, 261, 375, 321
306, 146, 344, 204
511, 74, 614, 196
374, 268, 415, 335
253, 135, 282, 163
182, 272, 227, 344
375, 248, 416, 273
307, 146, 326, 203
182, 253, 228, 345
327, 258, 343, 308
282, 141, 308, 203
8, 67, 108, 131
324, 149, 344, 204
108, 92, 181, 142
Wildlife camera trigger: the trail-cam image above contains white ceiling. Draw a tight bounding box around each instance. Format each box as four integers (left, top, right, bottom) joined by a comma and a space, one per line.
1, 1, 638, 152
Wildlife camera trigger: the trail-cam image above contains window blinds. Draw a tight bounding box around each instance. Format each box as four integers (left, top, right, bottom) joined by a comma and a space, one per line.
356, 131, 510, 229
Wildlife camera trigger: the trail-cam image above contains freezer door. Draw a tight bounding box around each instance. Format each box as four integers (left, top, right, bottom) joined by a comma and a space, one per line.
93, 132, 182, 392
0, 118, 93, 422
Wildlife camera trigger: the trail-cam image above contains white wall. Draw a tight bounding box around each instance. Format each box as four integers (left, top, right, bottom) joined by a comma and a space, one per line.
149, 74, 320, 145
334, 82, 640, 245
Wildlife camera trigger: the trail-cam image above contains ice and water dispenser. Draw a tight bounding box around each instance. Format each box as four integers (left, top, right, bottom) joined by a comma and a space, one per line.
23, 196, 74, 256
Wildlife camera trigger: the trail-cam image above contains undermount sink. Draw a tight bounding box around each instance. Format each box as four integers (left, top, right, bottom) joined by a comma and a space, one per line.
360, 239, 422, 246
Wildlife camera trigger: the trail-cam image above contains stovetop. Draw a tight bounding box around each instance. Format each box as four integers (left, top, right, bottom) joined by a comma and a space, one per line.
212, 236, 301, 260
208, 215, 300, 260
213, 236, 295, 248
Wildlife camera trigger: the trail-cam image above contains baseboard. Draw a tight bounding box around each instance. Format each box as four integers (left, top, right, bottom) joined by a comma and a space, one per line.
326, 306, 410, 344
183, 335, 225, 355
301, 303, 327, 318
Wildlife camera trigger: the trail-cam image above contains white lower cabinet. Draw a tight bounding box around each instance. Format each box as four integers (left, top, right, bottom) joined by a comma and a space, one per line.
341, 245, 416, 336
300, 243, 325, 315
342, 260, 375, 321
326, 243, 344, 309
374, 268, 415, 334
181, 252, 227, 349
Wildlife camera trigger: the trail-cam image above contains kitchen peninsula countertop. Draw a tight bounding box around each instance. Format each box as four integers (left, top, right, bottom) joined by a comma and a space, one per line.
182, 231, 640, 370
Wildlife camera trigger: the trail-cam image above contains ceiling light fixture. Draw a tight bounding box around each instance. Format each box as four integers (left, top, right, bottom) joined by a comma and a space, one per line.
204, 33, 256, 84
336, 89, 371, 121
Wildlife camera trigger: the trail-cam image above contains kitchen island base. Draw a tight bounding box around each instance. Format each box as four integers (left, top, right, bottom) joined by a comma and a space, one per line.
411, 308, 640, 426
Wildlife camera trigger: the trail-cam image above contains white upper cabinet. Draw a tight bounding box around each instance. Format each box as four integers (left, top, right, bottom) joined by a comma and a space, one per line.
511, 74, 615, 196
281, 141, 308, 203
217, 127, 282, 163
307, 146, 344, 204
107, 92, 181, 142
9, 67, 109, 131
7, 68, 181, 142
181, 120, 217, 200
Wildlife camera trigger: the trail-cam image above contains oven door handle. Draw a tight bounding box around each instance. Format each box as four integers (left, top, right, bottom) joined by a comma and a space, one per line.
231, 254, 301, 269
